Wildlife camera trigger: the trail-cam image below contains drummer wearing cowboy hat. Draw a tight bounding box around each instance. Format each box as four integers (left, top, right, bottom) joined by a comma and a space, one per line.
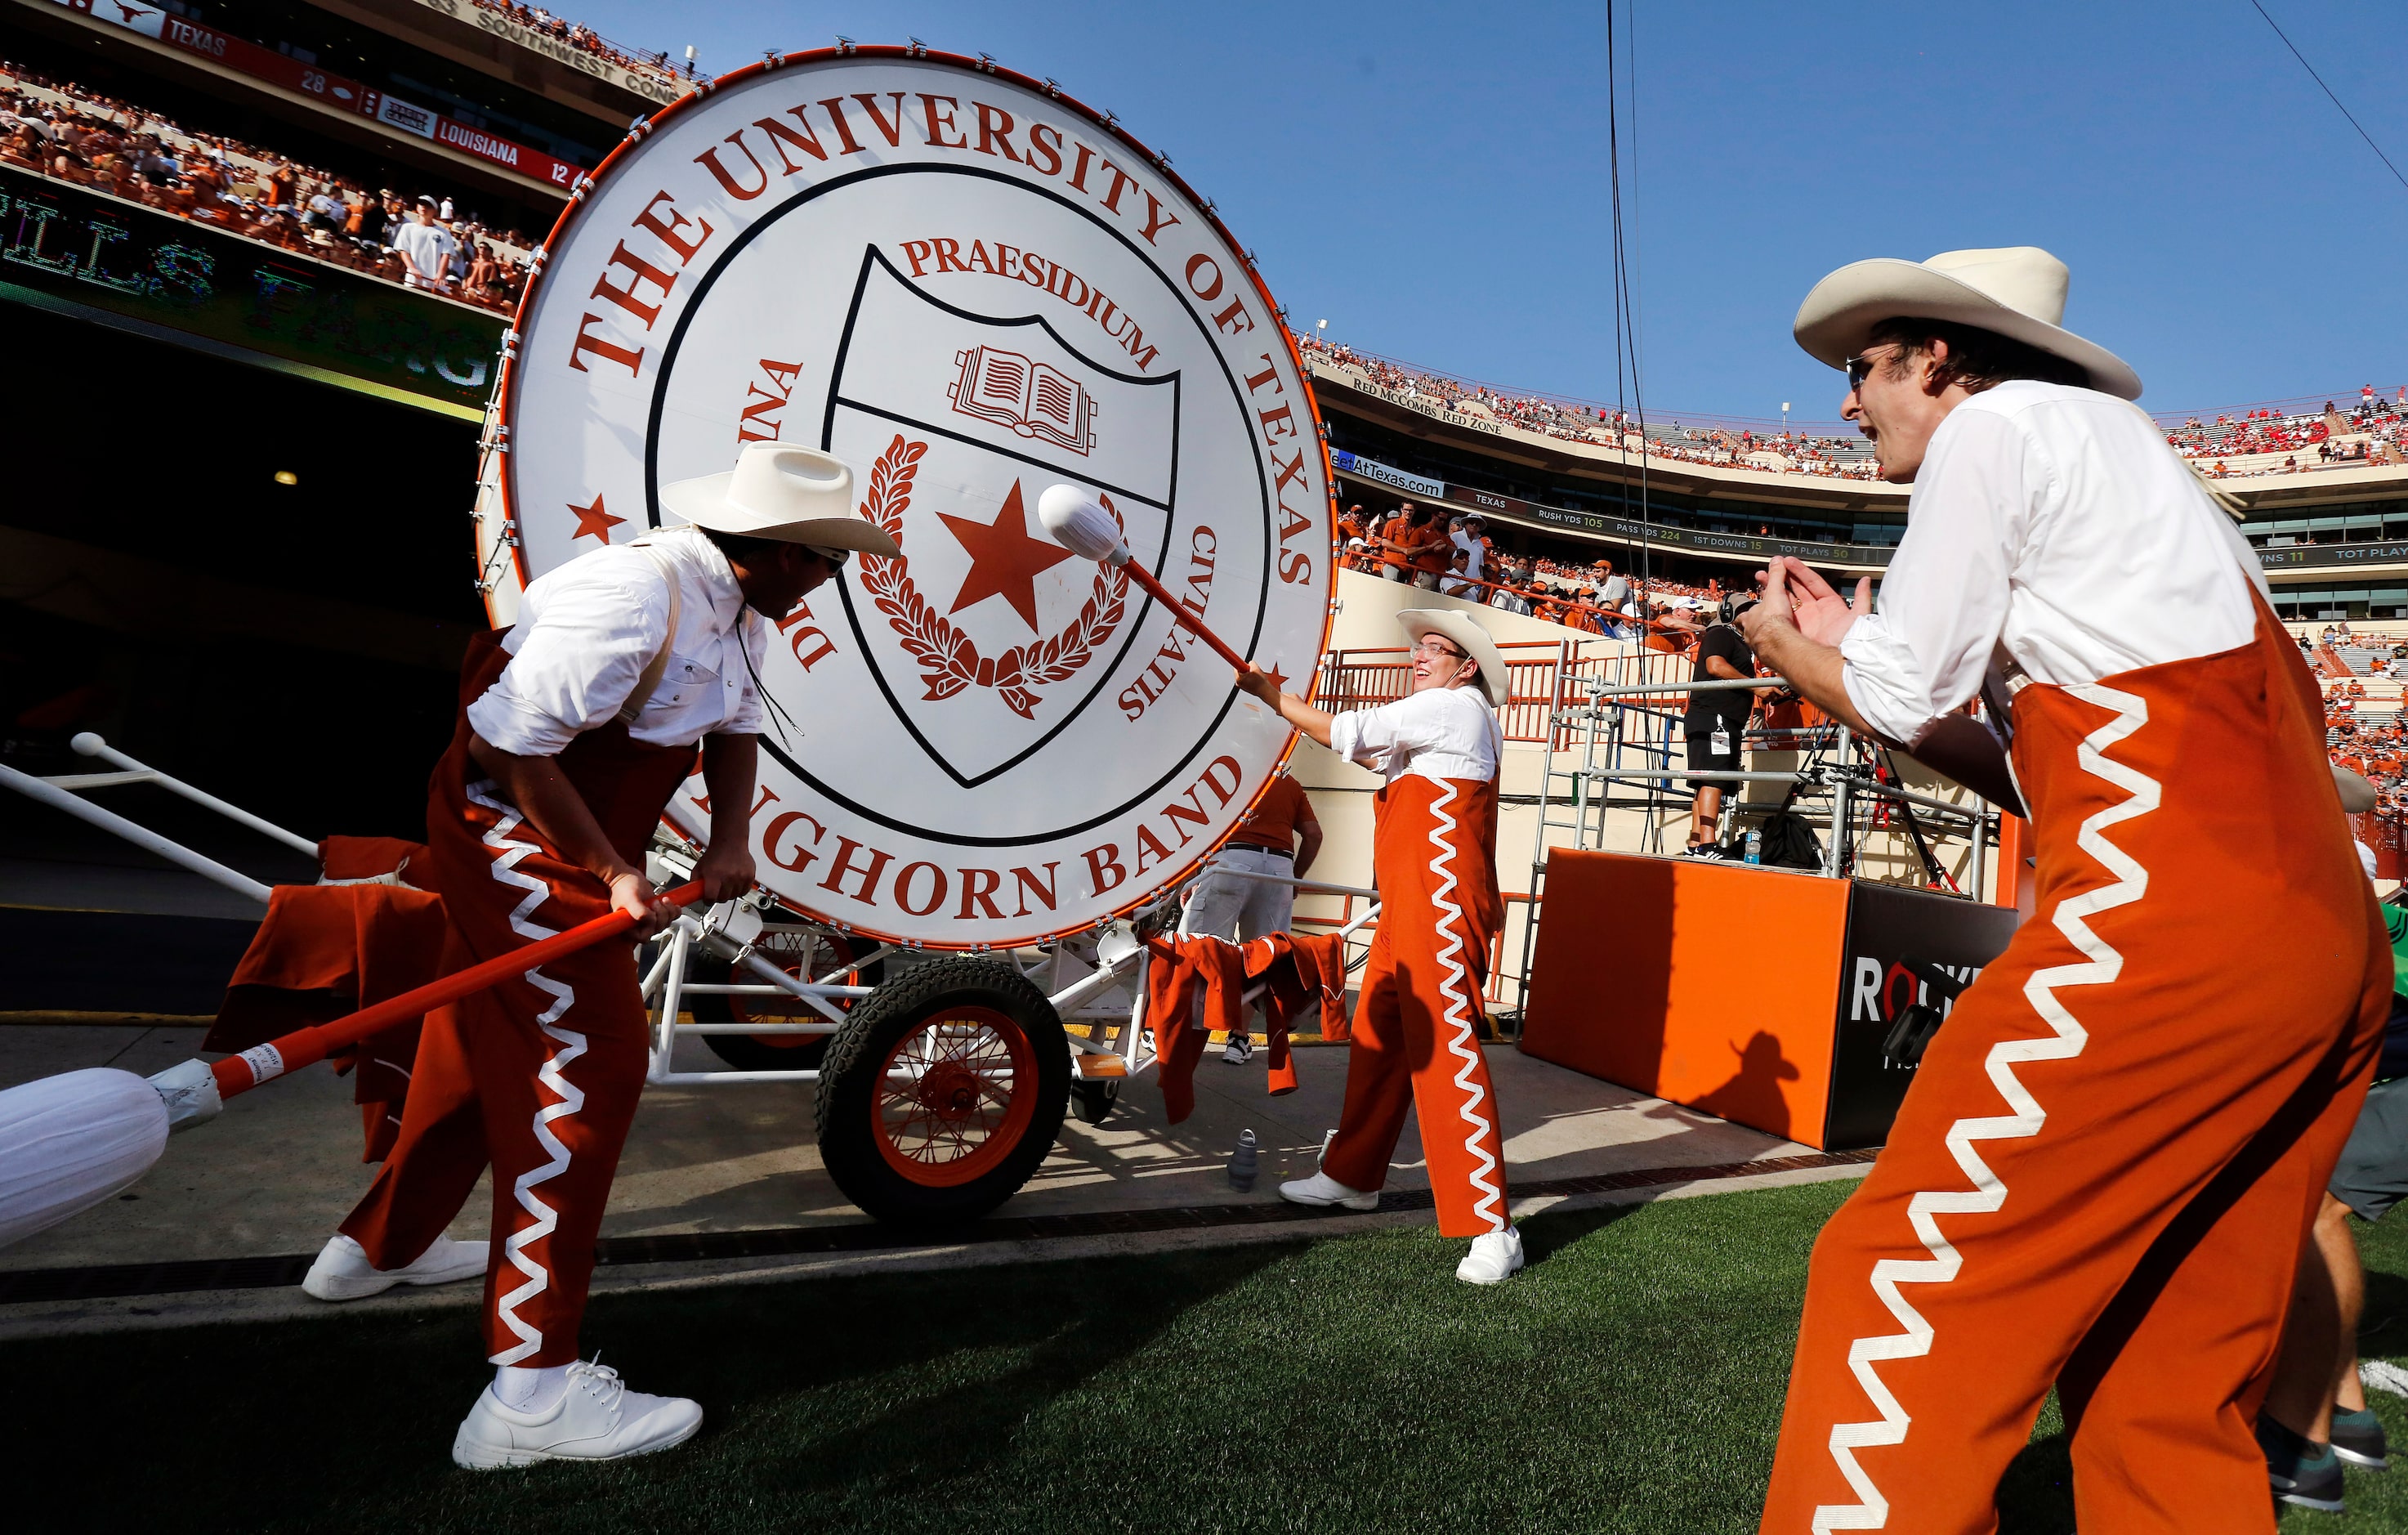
302, 443, 897, 1469
1740, 248, 2388, 1531
1238, 608, 1522, 1284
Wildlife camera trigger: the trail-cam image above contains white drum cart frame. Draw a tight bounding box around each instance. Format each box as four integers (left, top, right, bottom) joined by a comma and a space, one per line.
6, 733, 1379, 1228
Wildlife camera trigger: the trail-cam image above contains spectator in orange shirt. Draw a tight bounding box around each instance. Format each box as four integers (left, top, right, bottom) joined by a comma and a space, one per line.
1374, 504, 1417, 583
1410, 517, 1454, 589
1378, 504, 1448, 588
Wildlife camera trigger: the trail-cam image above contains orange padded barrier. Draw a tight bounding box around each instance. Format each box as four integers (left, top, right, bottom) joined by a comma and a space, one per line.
1521, 851, 2020, 1150
1521, 852, 1849, 1147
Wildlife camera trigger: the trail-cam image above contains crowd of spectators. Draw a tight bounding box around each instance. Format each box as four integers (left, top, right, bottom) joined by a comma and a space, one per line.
2328, 708, 2408, 834
1299, 334, 1881, 482
2173, 389, 2408, 479
1301, 336, 2408, 490
2309, 625, 2408, 842
469, 2, 690, 81
1331, 500, 1722, 647
0, 64, 532, 314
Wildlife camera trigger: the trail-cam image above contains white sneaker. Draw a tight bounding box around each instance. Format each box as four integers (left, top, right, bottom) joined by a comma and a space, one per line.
1277, 1170, 1379, 1211
302, 1233, 488, 1301
1456, 1227, 1525, 1285
452, 1359, 703, 1469
1222, 1031, 1254, 1064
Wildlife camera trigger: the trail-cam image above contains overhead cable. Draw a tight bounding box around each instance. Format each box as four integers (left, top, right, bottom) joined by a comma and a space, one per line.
2250, 0, 2408, 195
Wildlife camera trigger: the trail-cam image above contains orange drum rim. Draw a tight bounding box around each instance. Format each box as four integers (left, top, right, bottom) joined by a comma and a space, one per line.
872, 1004, 1039, 1188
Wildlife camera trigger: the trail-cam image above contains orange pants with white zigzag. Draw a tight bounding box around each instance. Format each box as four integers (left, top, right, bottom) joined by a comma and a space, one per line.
1324, 773, 1510, 1237
1762, 602, 2388, 1534
342, 632, 694, 1368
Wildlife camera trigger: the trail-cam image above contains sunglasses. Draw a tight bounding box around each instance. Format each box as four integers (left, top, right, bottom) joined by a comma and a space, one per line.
1843, 348, 1894, 391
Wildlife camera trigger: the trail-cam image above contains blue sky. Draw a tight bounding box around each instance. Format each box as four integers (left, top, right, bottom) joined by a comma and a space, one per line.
570, 2, 2405, 427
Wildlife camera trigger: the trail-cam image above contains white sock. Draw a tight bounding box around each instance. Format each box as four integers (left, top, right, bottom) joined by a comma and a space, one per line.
494, 1363, 569, 1412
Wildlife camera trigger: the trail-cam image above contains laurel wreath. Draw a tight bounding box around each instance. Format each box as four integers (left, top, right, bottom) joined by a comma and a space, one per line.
856, 433, 1130, 720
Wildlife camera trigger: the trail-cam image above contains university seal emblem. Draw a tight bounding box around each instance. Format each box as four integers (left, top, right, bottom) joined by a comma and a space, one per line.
481, 47, 1334, 946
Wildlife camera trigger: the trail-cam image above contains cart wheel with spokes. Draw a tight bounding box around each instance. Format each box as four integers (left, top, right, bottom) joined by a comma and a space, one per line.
696, 933, 882, 1072
815, 956, 1070, 1227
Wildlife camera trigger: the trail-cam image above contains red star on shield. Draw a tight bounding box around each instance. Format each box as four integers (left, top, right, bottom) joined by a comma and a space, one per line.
936, 479, 1076, 631
570, 494, 623, 544
1258, 662, 1291, 694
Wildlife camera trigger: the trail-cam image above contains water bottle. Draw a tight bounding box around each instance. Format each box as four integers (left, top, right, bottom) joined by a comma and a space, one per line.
1745, 828, 1763, 866
1229, 1128, 1259, 1192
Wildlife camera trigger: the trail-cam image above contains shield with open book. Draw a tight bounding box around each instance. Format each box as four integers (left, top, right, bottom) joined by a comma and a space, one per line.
821, 247, 1183, 786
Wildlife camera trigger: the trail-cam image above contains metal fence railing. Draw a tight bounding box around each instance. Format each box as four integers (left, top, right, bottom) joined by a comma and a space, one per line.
1317, 638, 1700, 747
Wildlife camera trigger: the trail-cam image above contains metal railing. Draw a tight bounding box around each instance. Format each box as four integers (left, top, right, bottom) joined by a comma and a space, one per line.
1484, 658, 2008, 1018
0, 732, 318, 904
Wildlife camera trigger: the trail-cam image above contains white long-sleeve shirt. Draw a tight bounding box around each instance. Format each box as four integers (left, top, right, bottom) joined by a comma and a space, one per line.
467, 527, 767, 757
1329, 685, 1503, 785
1838, 380, 2266, 747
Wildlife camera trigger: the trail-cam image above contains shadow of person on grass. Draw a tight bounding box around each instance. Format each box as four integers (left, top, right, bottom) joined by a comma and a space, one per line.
1995, 1428, 2077, 1534
634, 1237, 1308, 1497
2358, 1260, 2408, 1353
659, 1207, 1654, 1497
1514, 1198, 1644, 1266
0, 1233, 1307, 1533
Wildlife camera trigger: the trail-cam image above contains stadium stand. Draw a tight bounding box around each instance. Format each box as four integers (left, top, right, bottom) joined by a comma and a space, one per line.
467, 2, 690, 82
2167, 390, 2408, 478
1304, 334, 2408, 486
1301, 334, 1883, 481
1, 60, 533, 313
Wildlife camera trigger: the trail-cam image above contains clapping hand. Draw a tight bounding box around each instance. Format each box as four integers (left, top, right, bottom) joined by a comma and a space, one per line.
1745, 557, 1871, 650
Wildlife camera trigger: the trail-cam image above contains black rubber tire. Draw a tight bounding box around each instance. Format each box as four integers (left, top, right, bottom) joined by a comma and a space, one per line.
1068, 1078, 1121, 1126
693, 938, 882, 1072
815, 956, 1070, 1227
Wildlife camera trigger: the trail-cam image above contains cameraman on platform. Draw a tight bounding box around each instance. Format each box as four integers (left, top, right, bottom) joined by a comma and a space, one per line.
1682, 593, 1758, 856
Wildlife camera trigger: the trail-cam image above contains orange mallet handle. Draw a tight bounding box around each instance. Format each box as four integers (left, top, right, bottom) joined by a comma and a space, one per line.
209, 881, 705, 1099
1119, 559, 1253, 674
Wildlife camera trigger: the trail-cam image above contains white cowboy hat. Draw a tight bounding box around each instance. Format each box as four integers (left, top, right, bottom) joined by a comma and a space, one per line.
1398, 608, 1509, 709
1793, 246, 2142, 401
659, 443, 901, 557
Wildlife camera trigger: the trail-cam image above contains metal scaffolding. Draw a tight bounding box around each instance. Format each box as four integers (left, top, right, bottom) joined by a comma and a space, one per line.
1516, 665, 2006, 1009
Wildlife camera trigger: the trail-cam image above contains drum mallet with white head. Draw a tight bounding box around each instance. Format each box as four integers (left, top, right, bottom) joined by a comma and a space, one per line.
0, 883, 705, 1251
1037, 485, 1253, 674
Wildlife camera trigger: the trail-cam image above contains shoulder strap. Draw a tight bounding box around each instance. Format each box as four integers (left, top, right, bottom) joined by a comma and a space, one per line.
617, 545, 682, 725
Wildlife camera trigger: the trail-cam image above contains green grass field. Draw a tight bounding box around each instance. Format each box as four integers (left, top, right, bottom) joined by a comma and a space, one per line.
11, 1179, 2408, 1533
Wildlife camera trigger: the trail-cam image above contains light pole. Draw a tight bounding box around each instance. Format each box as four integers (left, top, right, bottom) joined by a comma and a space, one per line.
1781, 401, 1790, 440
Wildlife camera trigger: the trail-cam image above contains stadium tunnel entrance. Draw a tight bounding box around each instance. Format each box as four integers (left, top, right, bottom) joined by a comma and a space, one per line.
1, 303, 484, 910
